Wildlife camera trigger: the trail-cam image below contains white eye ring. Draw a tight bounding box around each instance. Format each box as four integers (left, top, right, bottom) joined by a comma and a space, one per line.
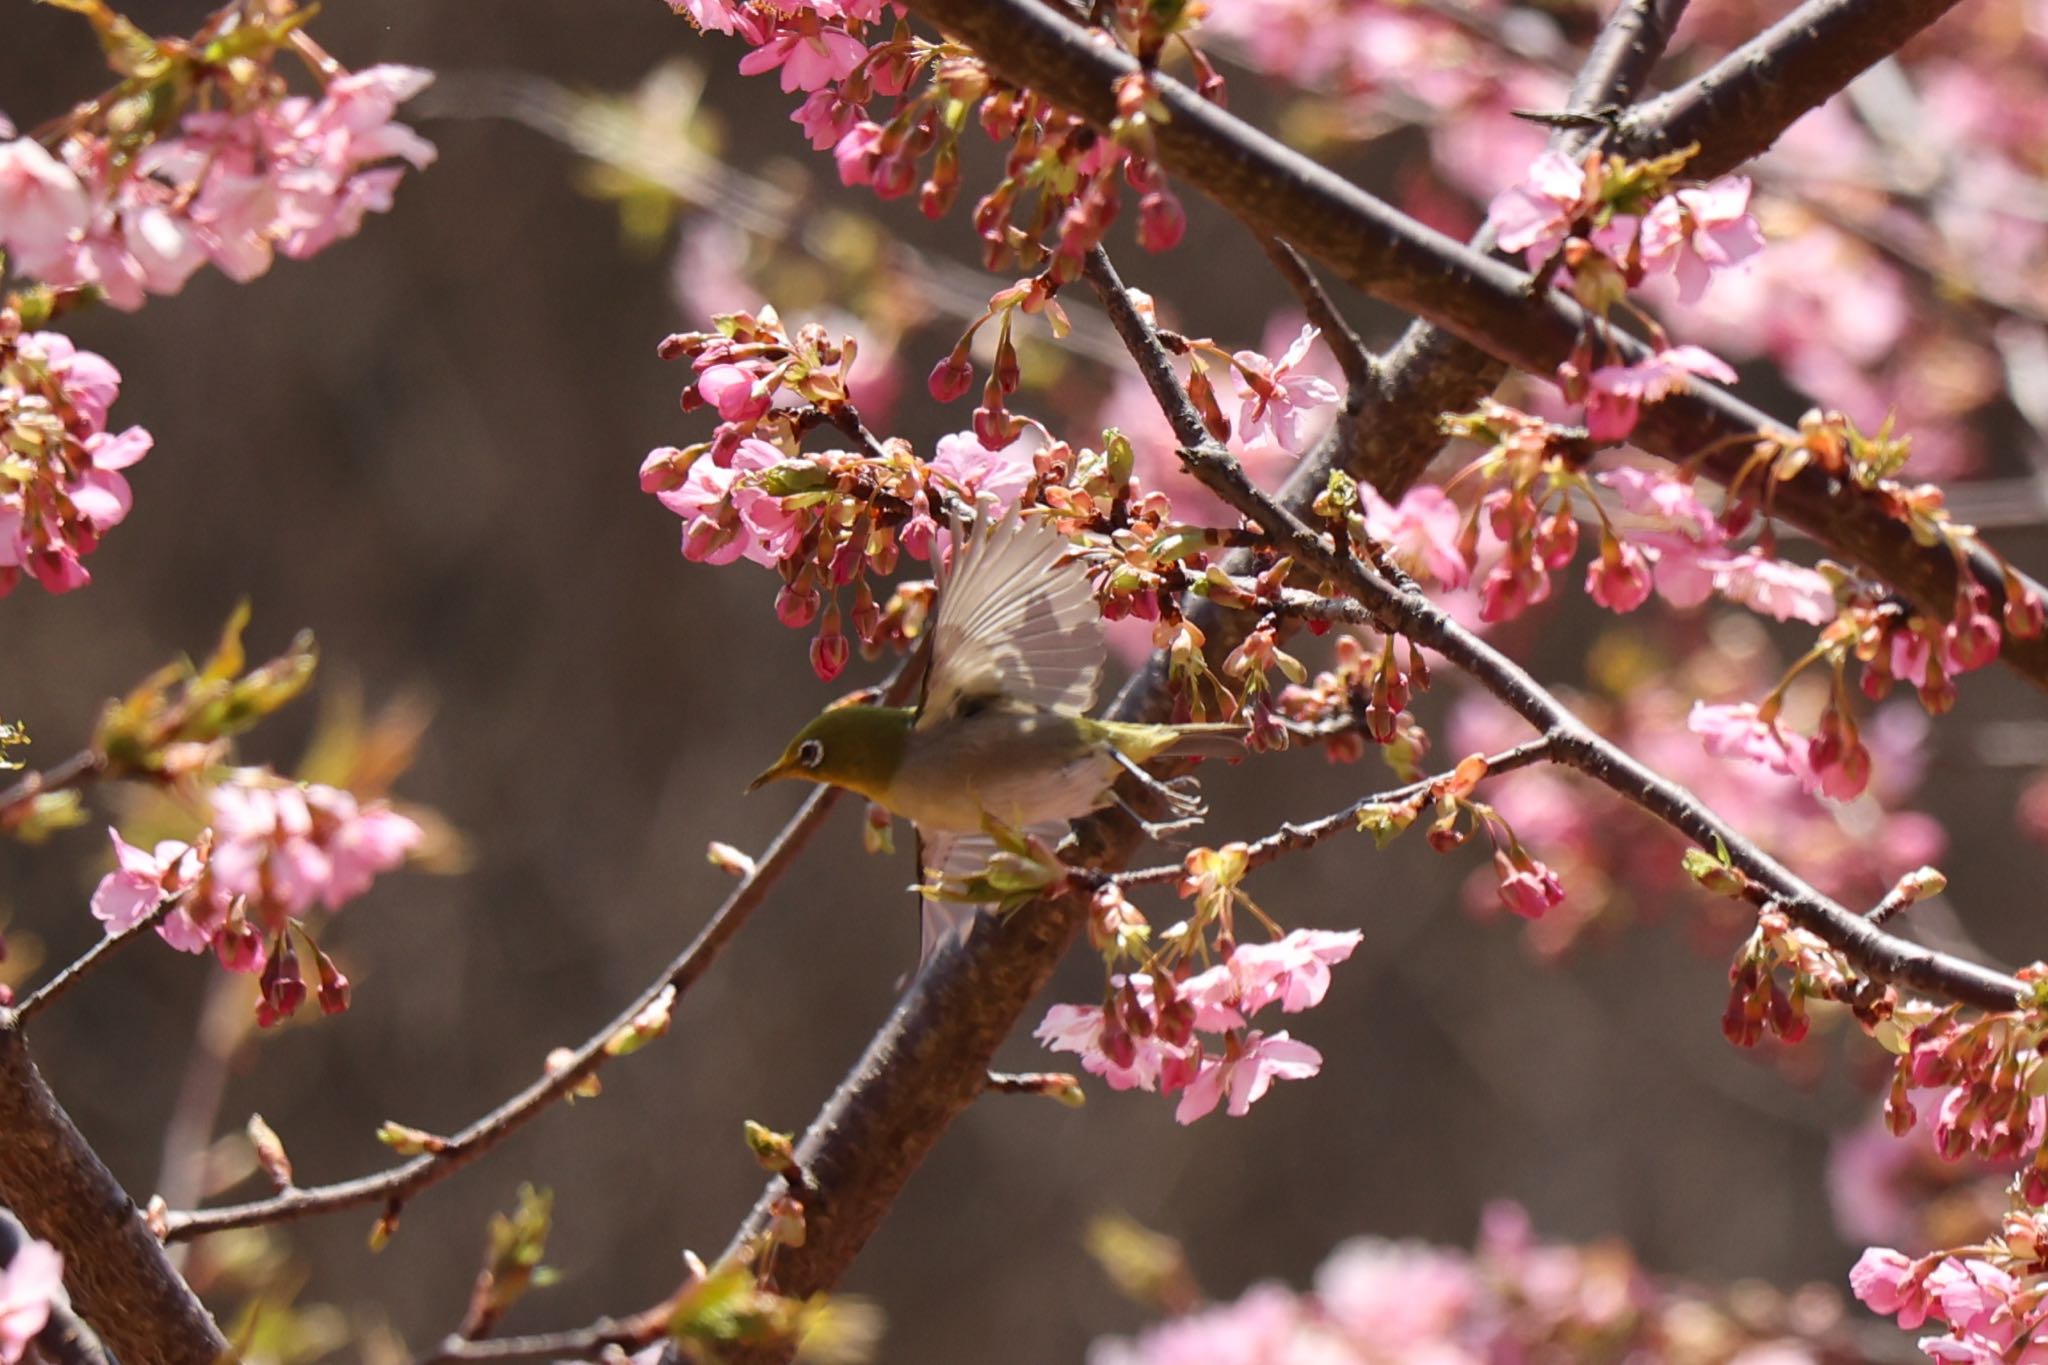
797, 739, 825, 769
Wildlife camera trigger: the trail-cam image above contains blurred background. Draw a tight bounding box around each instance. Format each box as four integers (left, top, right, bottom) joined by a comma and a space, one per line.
4, 0, 2048, 1359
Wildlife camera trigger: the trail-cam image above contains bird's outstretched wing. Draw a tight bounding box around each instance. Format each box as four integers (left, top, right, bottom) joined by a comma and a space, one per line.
918, 510, 1104, 729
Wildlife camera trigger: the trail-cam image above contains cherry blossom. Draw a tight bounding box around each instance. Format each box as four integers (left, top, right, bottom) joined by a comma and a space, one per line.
1486, 149, 1590, 265
1232, 324, 1343, 452
1579, 345, 1737, 442
1640, 176, 1765, 303
0, 1237, 62, 1365
1172, 1030, 1323, 1123
0, 328, 154, 596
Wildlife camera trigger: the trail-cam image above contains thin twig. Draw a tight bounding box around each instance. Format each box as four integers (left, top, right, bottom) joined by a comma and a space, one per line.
15, 892, 186, 1027
1256, 237, 1377, 397
900, 0, 2048, 691
0, 750, 104, 825
419, 1307, 670, 1365
1116, 738, 1558, 888
161, 664, 917, 1242
1083, 243, 2025, 1012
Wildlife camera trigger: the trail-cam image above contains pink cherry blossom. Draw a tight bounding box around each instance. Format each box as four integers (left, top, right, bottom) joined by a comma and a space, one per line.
1581, 345, 1738, 442
1849, 1248, 1934, 1328
1035, 976, 1193, 1093
89, 829, 204, 934
1363, 483, 1469, 589
792, 88, 863, 151
1495, 852, 1565, 918
669, 0, 749, 34
209, 778, 421, 917
0, 330, 154, 596
1708, 551, 1837, 625
1173, 1030, 1322, 1123
737, 19, 870, 93
0, 1237, 62, 1365
928, 430, 1036, 517
0, 135, 90, 270
1640, 176, 1765, 303
696, 362, 774, 423
1179, 929, 1363, 1027
1585, 539, 1654, 612
1688, 702, 1816, 789
1486, 149, 1589, 264
832, 121, 886, 187
1232, 325, 1342, 452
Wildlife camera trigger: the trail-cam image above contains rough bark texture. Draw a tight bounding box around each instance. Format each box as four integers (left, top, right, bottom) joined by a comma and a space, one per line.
0, 1018, 229, 1365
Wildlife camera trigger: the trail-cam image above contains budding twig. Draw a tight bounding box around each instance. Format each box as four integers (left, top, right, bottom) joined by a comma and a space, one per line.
160, 661, 917, 1243
1082, 244, 2026, 1012
15, 891, 188, 1027
1115, 739, 1559, 889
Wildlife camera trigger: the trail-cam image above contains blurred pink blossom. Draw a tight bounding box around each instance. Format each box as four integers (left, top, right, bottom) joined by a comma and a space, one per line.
0, 1237, 62, 1365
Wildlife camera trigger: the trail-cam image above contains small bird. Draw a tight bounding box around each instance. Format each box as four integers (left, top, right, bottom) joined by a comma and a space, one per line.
749, 510, 1240, 960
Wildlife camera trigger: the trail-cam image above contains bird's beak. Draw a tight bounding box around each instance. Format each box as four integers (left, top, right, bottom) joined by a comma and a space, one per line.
746, 761, 790, 794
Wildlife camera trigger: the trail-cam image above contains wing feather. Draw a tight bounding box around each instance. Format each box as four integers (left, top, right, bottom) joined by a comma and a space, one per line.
914, 824, 1065, 967
920, 511, 1104, 728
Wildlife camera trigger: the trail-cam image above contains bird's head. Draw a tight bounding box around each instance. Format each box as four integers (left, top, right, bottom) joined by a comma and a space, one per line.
747, 705, 911, 802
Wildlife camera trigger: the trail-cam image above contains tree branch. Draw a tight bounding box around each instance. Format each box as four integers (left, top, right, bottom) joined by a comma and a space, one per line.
1115, 738, 1558, 888
0, 1016, 229, 1364
162, 778, 851, 1242
899, 0, 2048, 690
15, 893, 186, 1028
1614, 0, 1972, 179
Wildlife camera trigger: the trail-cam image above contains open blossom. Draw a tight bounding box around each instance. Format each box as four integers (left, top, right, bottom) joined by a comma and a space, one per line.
1036, 1003, 1189, 1094
737, 17, 870, 93
1688, 702, 1816, 787
928, 430, 1035, 517
0, 329, 154, 596
0, 135, 90, 267
1233, 325, 1342, 452
1173, 1031, 1323, 1123
0, 1237, 62, 1365
1581, 345, 1737, 442
1487, 148, 1590, 264
1179, 929, 1363, 1027
1363, 483, 1468, 589
90, 829, 205, 936
1640, 176, 1764, 303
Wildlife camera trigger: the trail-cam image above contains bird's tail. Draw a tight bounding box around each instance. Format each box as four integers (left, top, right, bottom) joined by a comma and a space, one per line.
1162, 722, 1249, 762
1097, 719, 1247, 763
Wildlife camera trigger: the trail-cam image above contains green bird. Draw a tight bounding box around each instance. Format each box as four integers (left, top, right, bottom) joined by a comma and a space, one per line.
749, 510, 1240, 959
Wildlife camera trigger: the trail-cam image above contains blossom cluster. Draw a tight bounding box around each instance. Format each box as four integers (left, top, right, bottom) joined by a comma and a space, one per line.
664, 0, 1196, 285
1445, 630, 1945, 957
0, 64, 434, 308
90, 772, 421, 1025
1198, 0, 2039, 481
1035, 883, 1361, 1123
1092, 1202, 1847, 1363
0, 322, 150, 594
647, 307, 1309, 683
1853, 1215, 2048, 1365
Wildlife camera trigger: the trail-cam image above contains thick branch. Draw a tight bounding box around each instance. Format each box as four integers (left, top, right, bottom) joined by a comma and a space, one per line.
1615, 0, 1972, 178
0, 1017, 228, 1364
901, 0, 2048, 690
